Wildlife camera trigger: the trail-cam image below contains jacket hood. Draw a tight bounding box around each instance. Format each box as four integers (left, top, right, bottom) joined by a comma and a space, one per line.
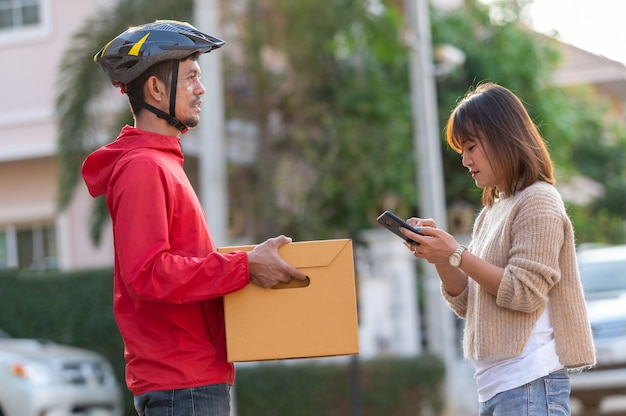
82, 125, 183, 197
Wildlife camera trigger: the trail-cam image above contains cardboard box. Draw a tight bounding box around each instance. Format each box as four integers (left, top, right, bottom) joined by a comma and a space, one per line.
219, 239, 359, 362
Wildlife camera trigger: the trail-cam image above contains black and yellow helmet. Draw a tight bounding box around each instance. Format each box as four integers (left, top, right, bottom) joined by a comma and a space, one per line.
94, 20, 225, 133
94, 20, 225, 87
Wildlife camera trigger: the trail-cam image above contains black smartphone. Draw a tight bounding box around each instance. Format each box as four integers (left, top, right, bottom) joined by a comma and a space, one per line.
376, 211, 423, 245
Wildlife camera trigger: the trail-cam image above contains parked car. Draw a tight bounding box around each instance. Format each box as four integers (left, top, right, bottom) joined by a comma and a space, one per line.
570, 244, 626, 411
0, 328, 122, 416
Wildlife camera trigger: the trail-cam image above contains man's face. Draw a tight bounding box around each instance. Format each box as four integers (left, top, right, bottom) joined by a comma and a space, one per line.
174, 58, 206, 128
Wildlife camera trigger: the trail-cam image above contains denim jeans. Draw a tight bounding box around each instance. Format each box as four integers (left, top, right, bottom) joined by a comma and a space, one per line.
134, 384, 231, 416
478, 369, 571, 416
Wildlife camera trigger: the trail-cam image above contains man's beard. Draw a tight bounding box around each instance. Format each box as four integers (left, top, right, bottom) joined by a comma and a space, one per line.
183, 114, 200, 129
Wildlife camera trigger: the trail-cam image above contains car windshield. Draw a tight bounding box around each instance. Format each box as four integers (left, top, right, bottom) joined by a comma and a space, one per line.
579, 260, 626, 294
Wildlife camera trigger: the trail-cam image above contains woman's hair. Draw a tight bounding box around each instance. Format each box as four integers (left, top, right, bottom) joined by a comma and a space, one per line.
445, 82, 554, 207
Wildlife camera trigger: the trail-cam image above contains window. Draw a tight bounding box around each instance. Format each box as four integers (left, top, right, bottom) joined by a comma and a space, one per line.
0, 224, 57, 270
0, 0, 40, 31
0, 0, 49, 46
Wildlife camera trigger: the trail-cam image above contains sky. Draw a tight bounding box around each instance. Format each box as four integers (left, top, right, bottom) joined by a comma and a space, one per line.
526, 0, 626, 65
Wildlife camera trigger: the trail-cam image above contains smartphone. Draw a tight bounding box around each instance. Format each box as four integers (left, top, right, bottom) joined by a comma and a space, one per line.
376, 210, 423, 245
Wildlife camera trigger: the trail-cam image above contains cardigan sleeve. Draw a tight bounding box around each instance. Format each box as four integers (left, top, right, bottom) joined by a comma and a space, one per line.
441, 281, 469, 318
495, 185, 565, 313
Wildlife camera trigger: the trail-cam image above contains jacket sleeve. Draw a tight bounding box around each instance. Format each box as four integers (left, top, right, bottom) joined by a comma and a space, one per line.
109, 156, 250, 303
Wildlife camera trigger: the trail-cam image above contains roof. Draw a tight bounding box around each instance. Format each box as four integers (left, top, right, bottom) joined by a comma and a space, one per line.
552, 40, 626, 102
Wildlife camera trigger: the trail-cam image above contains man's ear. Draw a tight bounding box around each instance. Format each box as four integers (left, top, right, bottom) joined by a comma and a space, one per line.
144, 76, 167, 103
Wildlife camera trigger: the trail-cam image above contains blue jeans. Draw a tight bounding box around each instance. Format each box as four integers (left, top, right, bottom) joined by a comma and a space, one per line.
479, 369, 571, 416
133, 384, 231, 416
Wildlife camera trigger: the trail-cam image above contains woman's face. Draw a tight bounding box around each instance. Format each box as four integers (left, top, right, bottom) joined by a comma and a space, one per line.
461, 138, 504, 191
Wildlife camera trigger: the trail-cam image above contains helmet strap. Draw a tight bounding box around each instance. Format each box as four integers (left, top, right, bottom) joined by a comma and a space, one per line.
124, 60, 189, 135
130, 98, 189, 134
169, 61, 179, 120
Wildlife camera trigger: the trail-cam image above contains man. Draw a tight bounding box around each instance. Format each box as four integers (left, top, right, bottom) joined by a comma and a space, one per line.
82, 20, 307, 416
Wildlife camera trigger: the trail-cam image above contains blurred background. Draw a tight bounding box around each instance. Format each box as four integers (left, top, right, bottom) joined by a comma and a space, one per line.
1, 0, 626, 415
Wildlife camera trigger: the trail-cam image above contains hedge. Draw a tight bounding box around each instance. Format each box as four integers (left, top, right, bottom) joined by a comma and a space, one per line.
0, 269, 444, 415
235, 356, 444, 415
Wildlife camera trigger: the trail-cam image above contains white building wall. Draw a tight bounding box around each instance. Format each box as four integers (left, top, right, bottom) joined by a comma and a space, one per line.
57, 182, 114, 270
0, 0, 115, 270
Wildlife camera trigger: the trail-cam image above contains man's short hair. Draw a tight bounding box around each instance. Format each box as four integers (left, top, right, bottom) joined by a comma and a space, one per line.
126, 54, 199, 114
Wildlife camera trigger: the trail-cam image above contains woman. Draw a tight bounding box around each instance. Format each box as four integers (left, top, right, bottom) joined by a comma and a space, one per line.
401, 83, 595, 415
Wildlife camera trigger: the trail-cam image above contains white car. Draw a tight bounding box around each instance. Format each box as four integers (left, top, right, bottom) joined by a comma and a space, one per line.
570, 245, 626, 410
0, 329, 123, 416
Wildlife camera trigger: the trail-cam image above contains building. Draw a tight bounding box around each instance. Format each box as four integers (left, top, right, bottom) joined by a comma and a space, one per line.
552, 39, 626, 121
0, 0, 114, 270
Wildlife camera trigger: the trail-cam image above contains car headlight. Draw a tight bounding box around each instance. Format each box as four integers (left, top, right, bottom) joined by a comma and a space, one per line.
7, 361, 56, 385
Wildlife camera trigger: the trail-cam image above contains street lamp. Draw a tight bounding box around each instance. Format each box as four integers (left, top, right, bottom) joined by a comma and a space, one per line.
194, 0, 229, 248
404, 1, 465, 415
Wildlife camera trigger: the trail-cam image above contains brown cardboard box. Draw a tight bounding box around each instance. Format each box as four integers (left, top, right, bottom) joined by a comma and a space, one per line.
218, 239, 359, 362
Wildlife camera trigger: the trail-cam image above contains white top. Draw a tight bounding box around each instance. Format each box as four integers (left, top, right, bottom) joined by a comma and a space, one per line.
472, 300, 564, 402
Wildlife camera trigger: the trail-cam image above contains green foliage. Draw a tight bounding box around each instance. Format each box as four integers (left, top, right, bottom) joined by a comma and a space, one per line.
524, 83, 626, 244
430, 1, 626, 244
56, 0, 626, 246
568, 205, 626, 245
430, 0, 561, 206
0, 268, 118, 353
235, 355, 444, 416
225, 1, 417, 242
0, 270, 444, 416
0, 268, 132, 413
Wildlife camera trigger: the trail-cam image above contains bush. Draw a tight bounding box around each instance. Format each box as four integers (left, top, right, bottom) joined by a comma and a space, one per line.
0, 268, 132, 413
0, 269, 445, 415
235, 356, 445, 416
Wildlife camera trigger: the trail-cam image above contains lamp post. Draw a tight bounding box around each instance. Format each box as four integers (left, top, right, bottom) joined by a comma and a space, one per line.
404, 0, 460, 414
194, 0, 229, 248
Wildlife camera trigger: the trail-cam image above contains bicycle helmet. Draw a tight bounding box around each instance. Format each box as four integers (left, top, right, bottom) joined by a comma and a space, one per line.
94, 20, 225, 133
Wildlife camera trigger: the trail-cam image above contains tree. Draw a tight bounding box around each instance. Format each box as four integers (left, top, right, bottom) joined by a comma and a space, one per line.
57, 0, 626, 245
222, 0, 416, 242
431, 0, 626, 243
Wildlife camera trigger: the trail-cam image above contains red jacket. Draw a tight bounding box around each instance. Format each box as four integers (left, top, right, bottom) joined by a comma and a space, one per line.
82, 125, 249, 395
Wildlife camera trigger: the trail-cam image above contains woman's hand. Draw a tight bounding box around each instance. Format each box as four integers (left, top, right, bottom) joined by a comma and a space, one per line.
401, 217, 458, 265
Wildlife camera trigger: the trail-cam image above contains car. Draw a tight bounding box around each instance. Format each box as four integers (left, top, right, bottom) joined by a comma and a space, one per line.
570, 244, 626, 411
0, 328, 123, 416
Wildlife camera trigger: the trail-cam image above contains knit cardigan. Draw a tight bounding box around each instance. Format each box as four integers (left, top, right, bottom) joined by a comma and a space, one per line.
442, 181, 596, 369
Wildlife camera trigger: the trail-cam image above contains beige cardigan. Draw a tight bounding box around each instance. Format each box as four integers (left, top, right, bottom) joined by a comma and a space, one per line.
442, 181, 596, 369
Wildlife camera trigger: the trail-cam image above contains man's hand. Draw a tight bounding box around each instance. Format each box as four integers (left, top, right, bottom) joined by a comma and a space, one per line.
247, 235, 308, 288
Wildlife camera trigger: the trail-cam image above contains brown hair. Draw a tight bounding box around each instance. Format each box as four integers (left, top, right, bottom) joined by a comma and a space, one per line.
445, 83, 554, 207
